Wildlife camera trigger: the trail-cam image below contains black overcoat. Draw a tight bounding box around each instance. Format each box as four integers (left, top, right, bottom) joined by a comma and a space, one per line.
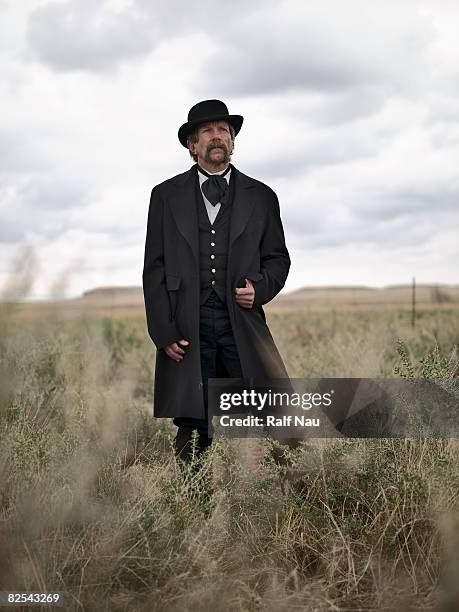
142, 164, 291, 419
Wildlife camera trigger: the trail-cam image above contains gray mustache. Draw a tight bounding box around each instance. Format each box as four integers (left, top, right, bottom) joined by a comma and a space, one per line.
208, 142, 227, 150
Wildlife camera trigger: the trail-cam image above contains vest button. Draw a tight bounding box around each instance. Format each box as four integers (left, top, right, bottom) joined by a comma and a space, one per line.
211, 268, 216, 273
211, 280, 215, 285
210, 254, 215, 260
211, 229, 215, 234
210, 242, 215, 246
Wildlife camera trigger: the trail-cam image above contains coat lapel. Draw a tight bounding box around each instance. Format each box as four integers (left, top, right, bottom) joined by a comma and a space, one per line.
167, 164, 256, 265
168, 167, 199, 263
229, 166, 256, 246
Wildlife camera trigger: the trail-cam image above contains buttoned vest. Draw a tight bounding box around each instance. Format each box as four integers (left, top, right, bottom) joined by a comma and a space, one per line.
196, 168, 235, 305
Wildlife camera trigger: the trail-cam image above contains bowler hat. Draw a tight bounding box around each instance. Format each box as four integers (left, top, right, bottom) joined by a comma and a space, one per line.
178, 99, 243, 147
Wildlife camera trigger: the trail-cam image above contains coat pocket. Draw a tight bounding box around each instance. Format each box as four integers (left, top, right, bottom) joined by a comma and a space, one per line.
165, 274, 181, 320
243, 271, 263, 283
235, 272, 263, 288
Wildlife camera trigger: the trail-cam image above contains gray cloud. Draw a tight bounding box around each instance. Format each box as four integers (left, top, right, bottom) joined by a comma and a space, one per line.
193, 2, 432, 99
18, 174, 95, 210
297, 88, 386, 127
0, 126, 55, 173
354, 184, 459, 221
26, 0, 157, 73
0, 202, 69, 243
0, 215, 24, 244
135, 0, 268, 33
198, 44, 366, 98
0, 173, 95, 243
26, 0, 268, 74
287, 206, 454, 252
240, 115, 390, 181
243, 137, 378, 181
284, 183, 459, 251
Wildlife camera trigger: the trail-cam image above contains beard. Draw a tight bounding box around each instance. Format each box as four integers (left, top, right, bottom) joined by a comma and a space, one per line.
203, 140, 232, 167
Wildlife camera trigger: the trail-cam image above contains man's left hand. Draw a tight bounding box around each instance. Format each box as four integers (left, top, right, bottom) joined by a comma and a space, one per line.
234, 278, 255, 309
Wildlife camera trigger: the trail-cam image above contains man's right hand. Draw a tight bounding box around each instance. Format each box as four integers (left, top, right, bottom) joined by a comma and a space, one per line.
164, 339, 190, 362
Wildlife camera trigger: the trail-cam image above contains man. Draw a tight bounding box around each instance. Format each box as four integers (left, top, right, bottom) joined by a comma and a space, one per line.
142, 99, 291, 462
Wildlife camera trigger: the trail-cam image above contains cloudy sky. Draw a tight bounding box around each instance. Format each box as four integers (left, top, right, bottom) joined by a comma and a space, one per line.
1, 0, 458, 300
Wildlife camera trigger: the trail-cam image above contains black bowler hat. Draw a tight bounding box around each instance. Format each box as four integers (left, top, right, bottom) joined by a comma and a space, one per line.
178, 99, 243, 147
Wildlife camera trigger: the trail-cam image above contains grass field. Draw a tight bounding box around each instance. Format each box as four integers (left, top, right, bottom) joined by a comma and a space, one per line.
0, 299, 458, 611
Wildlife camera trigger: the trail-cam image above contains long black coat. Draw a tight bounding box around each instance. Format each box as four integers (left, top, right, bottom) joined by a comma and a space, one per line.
142, 164, 291, 419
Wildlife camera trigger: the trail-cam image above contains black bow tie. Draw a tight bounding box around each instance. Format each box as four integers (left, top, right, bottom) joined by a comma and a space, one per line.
198, 164, 231, 206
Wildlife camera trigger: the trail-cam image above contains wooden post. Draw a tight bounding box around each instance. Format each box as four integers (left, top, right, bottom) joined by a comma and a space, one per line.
411, 276, 416, 328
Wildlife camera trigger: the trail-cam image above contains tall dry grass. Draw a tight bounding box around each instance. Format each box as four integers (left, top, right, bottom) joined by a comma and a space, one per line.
0, 302, 458, 611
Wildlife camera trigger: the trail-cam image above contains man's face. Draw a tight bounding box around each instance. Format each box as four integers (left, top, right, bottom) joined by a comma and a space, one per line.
188, 120, 234, 167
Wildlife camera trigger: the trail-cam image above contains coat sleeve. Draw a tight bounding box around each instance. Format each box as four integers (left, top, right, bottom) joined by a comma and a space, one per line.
142, 186, 182, 350
252, 189, 291, 308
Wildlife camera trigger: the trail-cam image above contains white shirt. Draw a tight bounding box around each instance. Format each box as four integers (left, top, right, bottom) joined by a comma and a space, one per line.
197, 165, 231, 225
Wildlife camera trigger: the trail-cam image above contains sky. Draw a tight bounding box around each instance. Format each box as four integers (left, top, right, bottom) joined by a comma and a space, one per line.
1, 0, 458, 300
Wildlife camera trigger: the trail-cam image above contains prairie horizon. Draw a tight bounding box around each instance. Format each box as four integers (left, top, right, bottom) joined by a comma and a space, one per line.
3, 282, 458, 313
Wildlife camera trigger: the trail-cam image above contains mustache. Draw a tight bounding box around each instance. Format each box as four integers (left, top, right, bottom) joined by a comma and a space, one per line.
207, 140, 228, 151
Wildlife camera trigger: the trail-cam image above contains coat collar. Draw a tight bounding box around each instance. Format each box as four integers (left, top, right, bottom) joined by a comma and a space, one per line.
168, 164, 256, 264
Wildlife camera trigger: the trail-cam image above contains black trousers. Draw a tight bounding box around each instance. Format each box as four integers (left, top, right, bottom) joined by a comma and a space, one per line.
173, 291, 243, 461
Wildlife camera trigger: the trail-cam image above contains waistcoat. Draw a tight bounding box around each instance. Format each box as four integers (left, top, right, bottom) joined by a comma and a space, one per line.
196, 167, 235, 305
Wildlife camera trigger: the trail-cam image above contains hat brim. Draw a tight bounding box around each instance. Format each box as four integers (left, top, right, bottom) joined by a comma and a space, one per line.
178, 114, 243, 147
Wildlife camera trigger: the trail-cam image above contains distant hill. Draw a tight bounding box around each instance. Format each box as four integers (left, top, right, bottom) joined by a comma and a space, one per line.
278, 284, 459, 307
4, 283, 458, 320
76, 283, 459, 309
81, 286, 143, 306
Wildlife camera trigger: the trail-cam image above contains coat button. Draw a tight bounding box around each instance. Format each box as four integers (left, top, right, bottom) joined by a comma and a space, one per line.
211, 280, 215, 285
211, 268, 216, 273
211, 229, 215, 234
210, 242, 215, 246
210, 254, 215, 260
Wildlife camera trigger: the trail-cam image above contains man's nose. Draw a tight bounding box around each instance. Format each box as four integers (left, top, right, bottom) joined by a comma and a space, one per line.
209, 128, 223, 139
